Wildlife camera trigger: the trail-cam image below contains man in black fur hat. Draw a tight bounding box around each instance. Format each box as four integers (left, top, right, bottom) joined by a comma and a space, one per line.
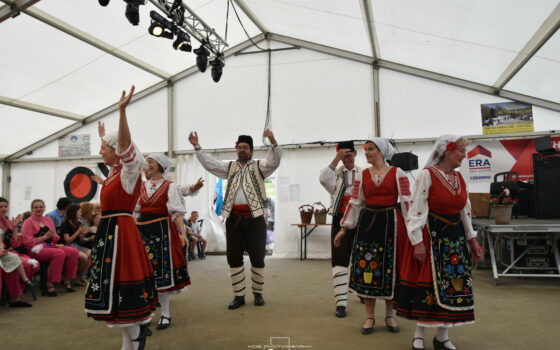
189, 129, 281, 309
319, 140, 361, 318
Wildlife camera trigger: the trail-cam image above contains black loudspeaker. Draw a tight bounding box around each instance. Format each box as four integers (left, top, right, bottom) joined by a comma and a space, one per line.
391, 152, 418, 171
534, 135, 554, 153
533, 152, 560, 219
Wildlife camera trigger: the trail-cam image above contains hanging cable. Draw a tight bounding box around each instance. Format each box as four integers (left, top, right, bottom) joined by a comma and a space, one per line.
224, 0, 230, 44
229, 0, 267, 51
262, 46, 272, 145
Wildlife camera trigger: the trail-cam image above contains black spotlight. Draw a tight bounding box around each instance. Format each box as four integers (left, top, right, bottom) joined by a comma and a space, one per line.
173, 32, 192, 51
98, 0, 110, 6
148, 10, 174, 39
124, 0, 145, 26
210, 56, 225, 83
194, 45, 209, 72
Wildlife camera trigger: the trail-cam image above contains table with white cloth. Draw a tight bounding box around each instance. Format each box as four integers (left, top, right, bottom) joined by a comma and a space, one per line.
472, 218, 560, 285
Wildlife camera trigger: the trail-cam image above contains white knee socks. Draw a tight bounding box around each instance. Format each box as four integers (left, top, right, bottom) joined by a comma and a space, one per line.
159, 292, 170, 319
251, 267, 264, 295
230, 266, 246, 296
332, 266, 348, 307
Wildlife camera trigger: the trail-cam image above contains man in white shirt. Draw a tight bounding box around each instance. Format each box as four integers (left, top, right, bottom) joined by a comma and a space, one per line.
319, 141, 361, 318
188, 130, 281, 310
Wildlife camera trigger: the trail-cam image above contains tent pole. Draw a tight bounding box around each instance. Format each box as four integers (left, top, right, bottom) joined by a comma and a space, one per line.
167, 81, 174, 158
1, 161, 10, 201
373, 64, 381, 137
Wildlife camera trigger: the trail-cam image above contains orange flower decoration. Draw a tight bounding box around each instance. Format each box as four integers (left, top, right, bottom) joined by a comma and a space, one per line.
369, 261, 378, 269
105, 258, 111, 263
426, 293, 436, 305
359, 259, 366, 268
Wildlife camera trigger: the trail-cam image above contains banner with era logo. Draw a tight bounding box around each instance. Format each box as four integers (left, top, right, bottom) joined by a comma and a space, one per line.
460, 136, 560, 184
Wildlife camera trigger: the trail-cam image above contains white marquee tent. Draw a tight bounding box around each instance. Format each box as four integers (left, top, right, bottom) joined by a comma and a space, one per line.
1, 0, 560, 258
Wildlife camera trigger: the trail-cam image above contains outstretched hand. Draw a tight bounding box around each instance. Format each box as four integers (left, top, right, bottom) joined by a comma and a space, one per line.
11, 214, 22, 228
91, 175, 104, 185
190, 177, 205, 192
188, 131, 199, 147
119, 85, 135, 110
98, 121, 105, 138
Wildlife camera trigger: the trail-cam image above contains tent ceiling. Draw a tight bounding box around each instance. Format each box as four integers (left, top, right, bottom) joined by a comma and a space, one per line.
1, 0, 559, 161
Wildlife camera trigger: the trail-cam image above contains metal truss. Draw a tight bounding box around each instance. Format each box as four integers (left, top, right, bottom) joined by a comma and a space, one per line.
149, 0, 228, 56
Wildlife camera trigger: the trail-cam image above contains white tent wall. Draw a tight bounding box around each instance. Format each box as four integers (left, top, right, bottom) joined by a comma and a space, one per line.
173, 42, 375, 151
20, 88, 169, 160
8, 159, 103, 217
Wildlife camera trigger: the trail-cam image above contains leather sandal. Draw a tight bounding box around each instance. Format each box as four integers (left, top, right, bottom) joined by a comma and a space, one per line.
412, 337, 425, 350
156, 316, 171, 330
433, 337, 454, 350
384, 315, 400, 333
361, 317, 375, 335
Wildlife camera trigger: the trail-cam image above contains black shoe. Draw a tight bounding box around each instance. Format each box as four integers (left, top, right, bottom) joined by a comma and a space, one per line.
433, 337, 453, 350
9, 301, 32, 308
64, 285, 76, 293
228, 296, 246, 309
384, 315, 400, 333
253, 293, 264, 306
133, 324, 149, 350
25, 281, 37, 301
361, 317, 374, 335
335, 306, 346, 318
156, 316, 171, 330
47, 290, 58, 297
412, 337, 425, 350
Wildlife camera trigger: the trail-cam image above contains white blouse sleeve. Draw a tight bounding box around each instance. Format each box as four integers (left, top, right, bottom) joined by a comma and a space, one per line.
396, 167, 412, 220
406, 169, 432, 246
195, 147, 230, 179
116, 142, 142, 195
259, 144, 282, 178
319, 165, 337, 194
167, 182, 187, 218
460, 177, 477, 240
340, 171, 364, 230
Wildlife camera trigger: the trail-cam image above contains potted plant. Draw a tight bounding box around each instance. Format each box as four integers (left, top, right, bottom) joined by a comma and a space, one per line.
489, 188, 518, 225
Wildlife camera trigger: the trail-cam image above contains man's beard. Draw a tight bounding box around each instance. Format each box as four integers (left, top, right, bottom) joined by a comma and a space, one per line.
237, 153, 252, 162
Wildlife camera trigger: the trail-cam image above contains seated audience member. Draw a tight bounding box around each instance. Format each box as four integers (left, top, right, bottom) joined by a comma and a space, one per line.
79, 202, 95, 228
79, 212, 99, 250
45, 197, 73, 233
1, 197, 39, 306
186, 211, 206, 259
22, 199, 79, 296
59, 204, 90, 285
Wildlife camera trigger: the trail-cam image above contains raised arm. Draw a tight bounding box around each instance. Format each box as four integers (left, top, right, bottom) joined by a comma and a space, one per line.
259, 129, 282, 178
189, 131, 230, 178
117, 85, 135, 154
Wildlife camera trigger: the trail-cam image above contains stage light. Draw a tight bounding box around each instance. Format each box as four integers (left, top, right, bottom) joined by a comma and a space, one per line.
124, 0, 146, 26
194, 45, 210, 72
173, 32, 192, 52
148, 10, 174, 39
98, 0, 110, 6
209, 56, 225, 83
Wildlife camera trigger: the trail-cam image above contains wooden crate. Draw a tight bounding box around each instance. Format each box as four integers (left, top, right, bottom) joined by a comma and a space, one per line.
469, 193, 490, 218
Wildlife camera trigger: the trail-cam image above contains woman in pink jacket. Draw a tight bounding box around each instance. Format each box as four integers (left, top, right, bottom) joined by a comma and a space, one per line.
21, 199, 79, 296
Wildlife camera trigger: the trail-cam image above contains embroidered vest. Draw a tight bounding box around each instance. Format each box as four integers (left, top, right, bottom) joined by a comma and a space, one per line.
139, 180, 171, 216
221, 160, 267, 219
329, 166, 360, 215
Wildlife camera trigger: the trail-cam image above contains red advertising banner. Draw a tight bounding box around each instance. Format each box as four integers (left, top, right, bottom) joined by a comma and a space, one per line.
460, 137, 560, 183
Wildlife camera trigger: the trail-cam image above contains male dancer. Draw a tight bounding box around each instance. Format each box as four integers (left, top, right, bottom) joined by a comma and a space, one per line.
319, 141, 361, 318
189, 130, 281, 309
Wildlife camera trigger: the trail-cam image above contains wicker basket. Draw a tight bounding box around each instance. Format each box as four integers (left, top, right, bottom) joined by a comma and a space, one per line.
313, 202, 327, 224
493, 205, 513, 225
299, 204, 313, 224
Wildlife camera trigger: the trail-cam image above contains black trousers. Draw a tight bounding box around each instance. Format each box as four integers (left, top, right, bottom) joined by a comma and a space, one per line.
225, 214, 267, 268
331, 212, 357, 267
